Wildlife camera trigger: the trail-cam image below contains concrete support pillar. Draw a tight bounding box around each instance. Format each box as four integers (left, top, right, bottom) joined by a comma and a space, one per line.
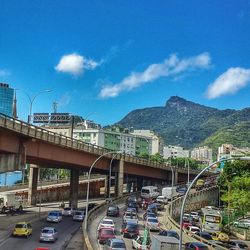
137, 177, 143, 192
174, 168, 178, 185
116, 155, 124, 198
28, 165, 39, 206
69, 169, 79, 209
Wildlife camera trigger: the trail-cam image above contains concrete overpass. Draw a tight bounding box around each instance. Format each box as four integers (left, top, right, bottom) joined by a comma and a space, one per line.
0, 113, 209, 208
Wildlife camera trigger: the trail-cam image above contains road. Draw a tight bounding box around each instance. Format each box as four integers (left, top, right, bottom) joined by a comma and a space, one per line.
89, 201, 161, 250
0, 215, 81, 250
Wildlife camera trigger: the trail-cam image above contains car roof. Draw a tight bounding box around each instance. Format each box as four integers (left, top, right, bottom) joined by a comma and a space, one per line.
110, 238, 125, 243
42, 227, 55, 230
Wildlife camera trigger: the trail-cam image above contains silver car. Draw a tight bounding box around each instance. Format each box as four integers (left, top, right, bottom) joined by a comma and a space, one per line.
103, 238, 126, 250
46, 210, 63, 223
62, 207, 73, 216
39, 227, 58, 242
145, 217, 160, 231
73, 210, 85, 221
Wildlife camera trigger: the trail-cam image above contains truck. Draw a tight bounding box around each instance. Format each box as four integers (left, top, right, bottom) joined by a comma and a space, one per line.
0, 192, 27, 213
161, 186, 178, 200
151, 234, 179, 250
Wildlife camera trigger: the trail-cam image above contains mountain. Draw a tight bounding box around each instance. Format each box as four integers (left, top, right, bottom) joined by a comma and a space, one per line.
116, 96, 250, 149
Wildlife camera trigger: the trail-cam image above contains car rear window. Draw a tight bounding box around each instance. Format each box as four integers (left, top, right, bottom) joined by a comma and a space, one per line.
102, 229, 114, 235
15, 224, 26, 228
127, 224, 138, 230
103, 220, 113, 224
75, 211, 83, 215
148, 218, 158, 223
112, 242, 126, 248
49, 212, 59, 216
42, 229, 53, 234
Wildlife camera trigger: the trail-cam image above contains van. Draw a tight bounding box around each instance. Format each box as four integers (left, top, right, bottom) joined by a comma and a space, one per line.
141, 186, 159, 199
162, 186, 178, 200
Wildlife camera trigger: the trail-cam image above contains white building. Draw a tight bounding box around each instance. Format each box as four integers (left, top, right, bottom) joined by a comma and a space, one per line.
191, 146, 213, 165
217, 144, 250, 160
163, 145, 189, 159
130, 130, 164, 155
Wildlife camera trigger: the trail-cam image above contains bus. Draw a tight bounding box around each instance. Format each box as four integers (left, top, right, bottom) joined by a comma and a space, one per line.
200, 207, 222, 233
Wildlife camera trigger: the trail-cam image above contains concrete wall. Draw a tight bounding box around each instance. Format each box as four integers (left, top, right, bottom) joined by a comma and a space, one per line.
15, 179, 105, 204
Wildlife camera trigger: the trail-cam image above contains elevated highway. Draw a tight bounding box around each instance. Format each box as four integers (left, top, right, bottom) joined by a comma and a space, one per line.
0, 113, 210, 208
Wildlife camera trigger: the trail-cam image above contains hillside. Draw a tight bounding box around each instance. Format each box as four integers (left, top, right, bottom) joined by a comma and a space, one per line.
116, 96, 250, 149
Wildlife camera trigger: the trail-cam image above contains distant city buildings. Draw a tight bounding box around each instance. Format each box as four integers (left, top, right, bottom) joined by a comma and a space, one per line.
191, 146, 213, 165
0, 83, 14, 117
217, 144, 250, 160
163, 145, 189, 159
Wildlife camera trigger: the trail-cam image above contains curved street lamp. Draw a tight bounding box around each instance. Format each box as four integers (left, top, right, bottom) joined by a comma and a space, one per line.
84, 151, 124, 230
23, 89, 52, 123
178, 156, 250, 250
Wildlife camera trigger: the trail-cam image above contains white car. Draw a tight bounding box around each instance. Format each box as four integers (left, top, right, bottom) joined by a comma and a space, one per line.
62, 207, 73, 216
98, 218, 115, 230
190, 211, 199, 220
186, 226, 201, 234
233, 219, 250, 230
156, 196, 168, 204
132, 235, 150, 249
145, 217, 160, 231
123, 212, 139, 224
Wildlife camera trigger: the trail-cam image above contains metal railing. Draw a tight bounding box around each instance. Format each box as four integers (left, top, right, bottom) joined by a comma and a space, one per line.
0, 113, 203, 174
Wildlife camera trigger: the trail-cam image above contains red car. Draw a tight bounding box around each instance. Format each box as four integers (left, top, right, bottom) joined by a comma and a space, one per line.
182, 222, 192, 229
98, 228, 116, 244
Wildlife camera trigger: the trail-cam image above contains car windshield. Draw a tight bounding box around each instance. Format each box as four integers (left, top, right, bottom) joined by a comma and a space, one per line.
112, 242, 126, 248
42, 229, 53, 234
75, 211, 83, 215
103, 220, 113, 224
127, 224, 138, 230
108, 206, 117, 211
15, 224, 26, 228
148, 218, 158, 223
64, 208, 71, 211
49, 212, 59, 216
102, 229, 114, 235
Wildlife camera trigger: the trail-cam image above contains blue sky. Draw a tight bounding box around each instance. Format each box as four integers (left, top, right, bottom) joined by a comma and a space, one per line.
1, 0, 250, 125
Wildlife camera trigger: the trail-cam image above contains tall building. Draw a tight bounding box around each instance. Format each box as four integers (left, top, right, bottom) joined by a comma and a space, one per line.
163, 145, 189, 159
191, 146, 213, 165
0, 83, 14, 116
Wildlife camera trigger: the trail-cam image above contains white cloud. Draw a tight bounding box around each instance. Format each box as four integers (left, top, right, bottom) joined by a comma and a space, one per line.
0, 69, 10, 77
99, 52, 211, 98
55, 53, 101, 76
206, 67, 250, 99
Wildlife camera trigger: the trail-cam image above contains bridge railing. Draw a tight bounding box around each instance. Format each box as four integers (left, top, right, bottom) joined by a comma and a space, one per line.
0, 113, 203, 174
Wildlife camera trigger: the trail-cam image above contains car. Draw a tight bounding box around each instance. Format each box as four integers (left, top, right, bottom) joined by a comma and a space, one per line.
185, 242, 209, 250
145, 217, 160, 231
62, 207, 73, 216
103, 238, 126, 250
87, 203, 97, 211
123, 211, 138, 224
186, 226, 201, 234
190, 211, 200, 221
98, 218, 115, 230
181, 222, 192, 229
158, 230, 179, 239
98, 227, 115, 244
46, 210, 62, 223
132, 235, 151, 249
195, 231, 213, 241
147, 203, 157, 214
233, 219, 250, 230
35, 248, 50, 250
12, 222, 32, 237
107, 204, 120, 217
183, 213, 192, 222
125, 207, 137, 214
211, 232, 230, 242
177, 186, 187, 195
73, 210, 85, 221
39, 227, 58, 242
122, 221, 139, 238
127, 201, 139, 212
143, 211, 157, 221
228, 240, 249, 250
127, 195, 138, 204
156, 195, 168, 204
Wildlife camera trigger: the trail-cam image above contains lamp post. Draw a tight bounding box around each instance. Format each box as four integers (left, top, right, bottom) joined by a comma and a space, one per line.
169, 159, 174, 217
178, 157, 250, 250
108, 151, 124, 199
84, 151, 116, 230
24, 89, 52, 123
